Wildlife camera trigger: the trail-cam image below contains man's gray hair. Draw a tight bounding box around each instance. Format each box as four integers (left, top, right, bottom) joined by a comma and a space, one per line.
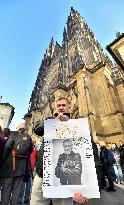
63, 138, 73, 145
56, 97, 70, 104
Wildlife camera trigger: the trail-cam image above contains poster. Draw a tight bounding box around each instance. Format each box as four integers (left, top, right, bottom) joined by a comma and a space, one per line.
43, 118, 100, 199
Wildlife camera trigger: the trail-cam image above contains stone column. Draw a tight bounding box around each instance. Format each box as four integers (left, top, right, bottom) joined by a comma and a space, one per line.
75, 69, 96, 138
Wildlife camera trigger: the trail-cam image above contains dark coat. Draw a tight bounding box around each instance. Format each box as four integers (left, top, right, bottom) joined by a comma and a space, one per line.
0, 132, 33, 178
100, 146, 115, 167
55, 151, 82, 185
0, 137, 6, 168
118, 144, 124, 165
35, 143, 44, 178
91, 139, 100, 166
100, 146, 108, 166
91, 140, 102, 191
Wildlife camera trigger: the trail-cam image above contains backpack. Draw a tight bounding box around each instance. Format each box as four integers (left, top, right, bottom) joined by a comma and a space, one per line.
13, 133, 31, 156
106, 150, 116, 166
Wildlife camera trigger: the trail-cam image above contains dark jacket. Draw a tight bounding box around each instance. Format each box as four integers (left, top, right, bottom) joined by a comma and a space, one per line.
118, 144, 124, 165
35, 144, 44, 178
55, 151, 82, 185
0, 137, 6, 168
100, 146, 115, 167
91, 139, 100, 167
91, 140, 102, 191
0, 132, 33, 178
55, 151, 82, 177
33, 121, 44, 178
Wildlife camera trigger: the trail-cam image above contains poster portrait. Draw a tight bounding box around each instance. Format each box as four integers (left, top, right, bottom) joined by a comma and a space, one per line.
43, 118, 100, 199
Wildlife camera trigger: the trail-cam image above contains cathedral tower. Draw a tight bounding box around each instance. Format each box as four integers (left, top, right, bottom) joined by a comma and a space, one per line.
27, 8, 124, 142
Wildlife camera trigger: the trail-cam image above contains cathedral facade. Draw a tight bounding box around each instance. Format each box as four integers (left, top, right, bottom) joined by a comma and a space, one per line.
26, 7, 124, 143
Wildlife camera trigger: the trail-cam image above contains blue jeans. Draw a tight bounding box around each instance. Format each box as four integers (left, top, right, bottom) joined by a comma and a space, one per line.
113, 164, 123, 182
19, 176, 32, 203
121, 165, 124, 181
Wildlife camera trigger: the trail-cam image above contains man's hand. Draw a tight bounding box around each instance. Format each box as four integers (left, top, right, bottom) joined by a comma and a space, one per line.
73, 193, 88, 204
56, 113, 69, 121
61, 163, 67, 173
64, 168, 72, 174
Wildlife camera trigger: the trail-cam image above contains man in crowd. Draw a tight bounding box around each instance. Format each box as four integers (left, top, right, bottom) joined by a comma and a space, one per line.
118, 140, 124, 181
2, 128, 10, 143
18, 135, 38, 204
0, 126, 5, 168
30, 97, 88, 205
30, 97, 122, 205
100, 141, 116, 192
0, 128, 10, 168
55, 138, 82, 185
0, 126, 6, 203
0, 121, 33, 205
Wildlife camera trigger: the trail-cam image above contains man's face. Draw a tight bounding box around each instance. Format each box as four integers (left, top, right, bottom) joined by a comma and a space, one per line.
18, 128, 25, 133
63, 140, 73, 154
107, 143, 112, 149
32, 136, 36, 144
111, 143, 116, 149
56, 99, 70, 114
3, 128, 10, 137
119, 141, 123, 146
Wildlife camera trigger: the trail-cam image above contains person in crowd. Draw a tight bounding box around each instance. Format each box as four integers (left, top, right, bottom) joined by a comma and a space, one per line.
0, 126, 5, 168
55, 138, 82, 185
2, 128, 10, 143
0, 127, 10, 169
0, 126, 6, 198
93, 138, 101, 159
18, 134, 38, 204
0, 121, 33, 205
30, 133, 44, 205
30, 135, 38, 173
0, 126, 2, 133
118, 140, 124, 181
91, 138, 102, 192
0, 126, 2, 134
111, 143, 123, 184
18, 152, 33, 205
100, 141, 116, 192
106, 142, 116, 182
30, 97, 88, 205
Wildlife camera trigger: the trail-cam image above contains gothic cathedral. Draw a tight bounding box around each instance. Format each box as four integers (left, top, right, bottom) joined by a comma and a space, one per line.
26, 7, 124, 142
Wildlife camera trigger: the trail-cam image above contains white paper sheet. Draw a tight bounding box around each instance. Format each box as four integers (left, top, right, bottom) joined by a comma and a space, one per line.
43, 118, 100, 199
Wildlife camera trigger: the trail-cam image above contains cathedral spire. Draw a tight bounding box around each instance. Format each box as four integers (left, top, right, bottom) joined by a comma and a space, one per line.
71, 7, 76, 14
46, 37, 55, 57
50, 36, 54, 47
63, 27, 68, 41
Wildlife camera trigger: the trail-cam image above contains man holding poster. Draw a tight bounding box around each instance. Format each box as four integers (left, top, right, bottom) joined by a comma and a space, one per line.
32, 97, 120, 205
31, 97, 88, 205
43, 97, 100, 205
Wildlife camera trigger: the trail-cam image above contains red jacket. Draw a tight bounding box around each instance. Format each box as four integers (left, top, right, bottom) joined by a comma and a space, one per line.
30, 145, 38, 171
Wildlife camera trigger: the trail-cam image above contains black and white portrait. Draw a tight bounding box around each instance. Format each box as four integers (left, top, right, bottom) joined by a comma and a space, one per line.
43, 118, 100, 199
53, 138, 83, 186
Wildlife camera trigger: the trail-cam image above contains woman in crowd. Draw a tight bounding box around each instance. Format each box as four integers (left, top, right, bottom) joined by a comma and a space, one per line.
111, 143, 123, 184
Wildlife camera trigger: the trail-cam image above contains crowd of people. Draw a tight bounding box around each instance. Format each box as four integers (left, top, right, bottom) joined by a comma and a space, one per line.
95, 140, 124, 191
0, 97, 124, 205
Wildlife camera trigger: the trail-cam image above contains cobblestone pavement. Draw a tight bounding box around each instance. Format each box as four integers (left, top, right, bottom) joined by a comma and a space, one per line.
0, 184, 124, 205
105, 183, 124, 205
74, 183, 124, 205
